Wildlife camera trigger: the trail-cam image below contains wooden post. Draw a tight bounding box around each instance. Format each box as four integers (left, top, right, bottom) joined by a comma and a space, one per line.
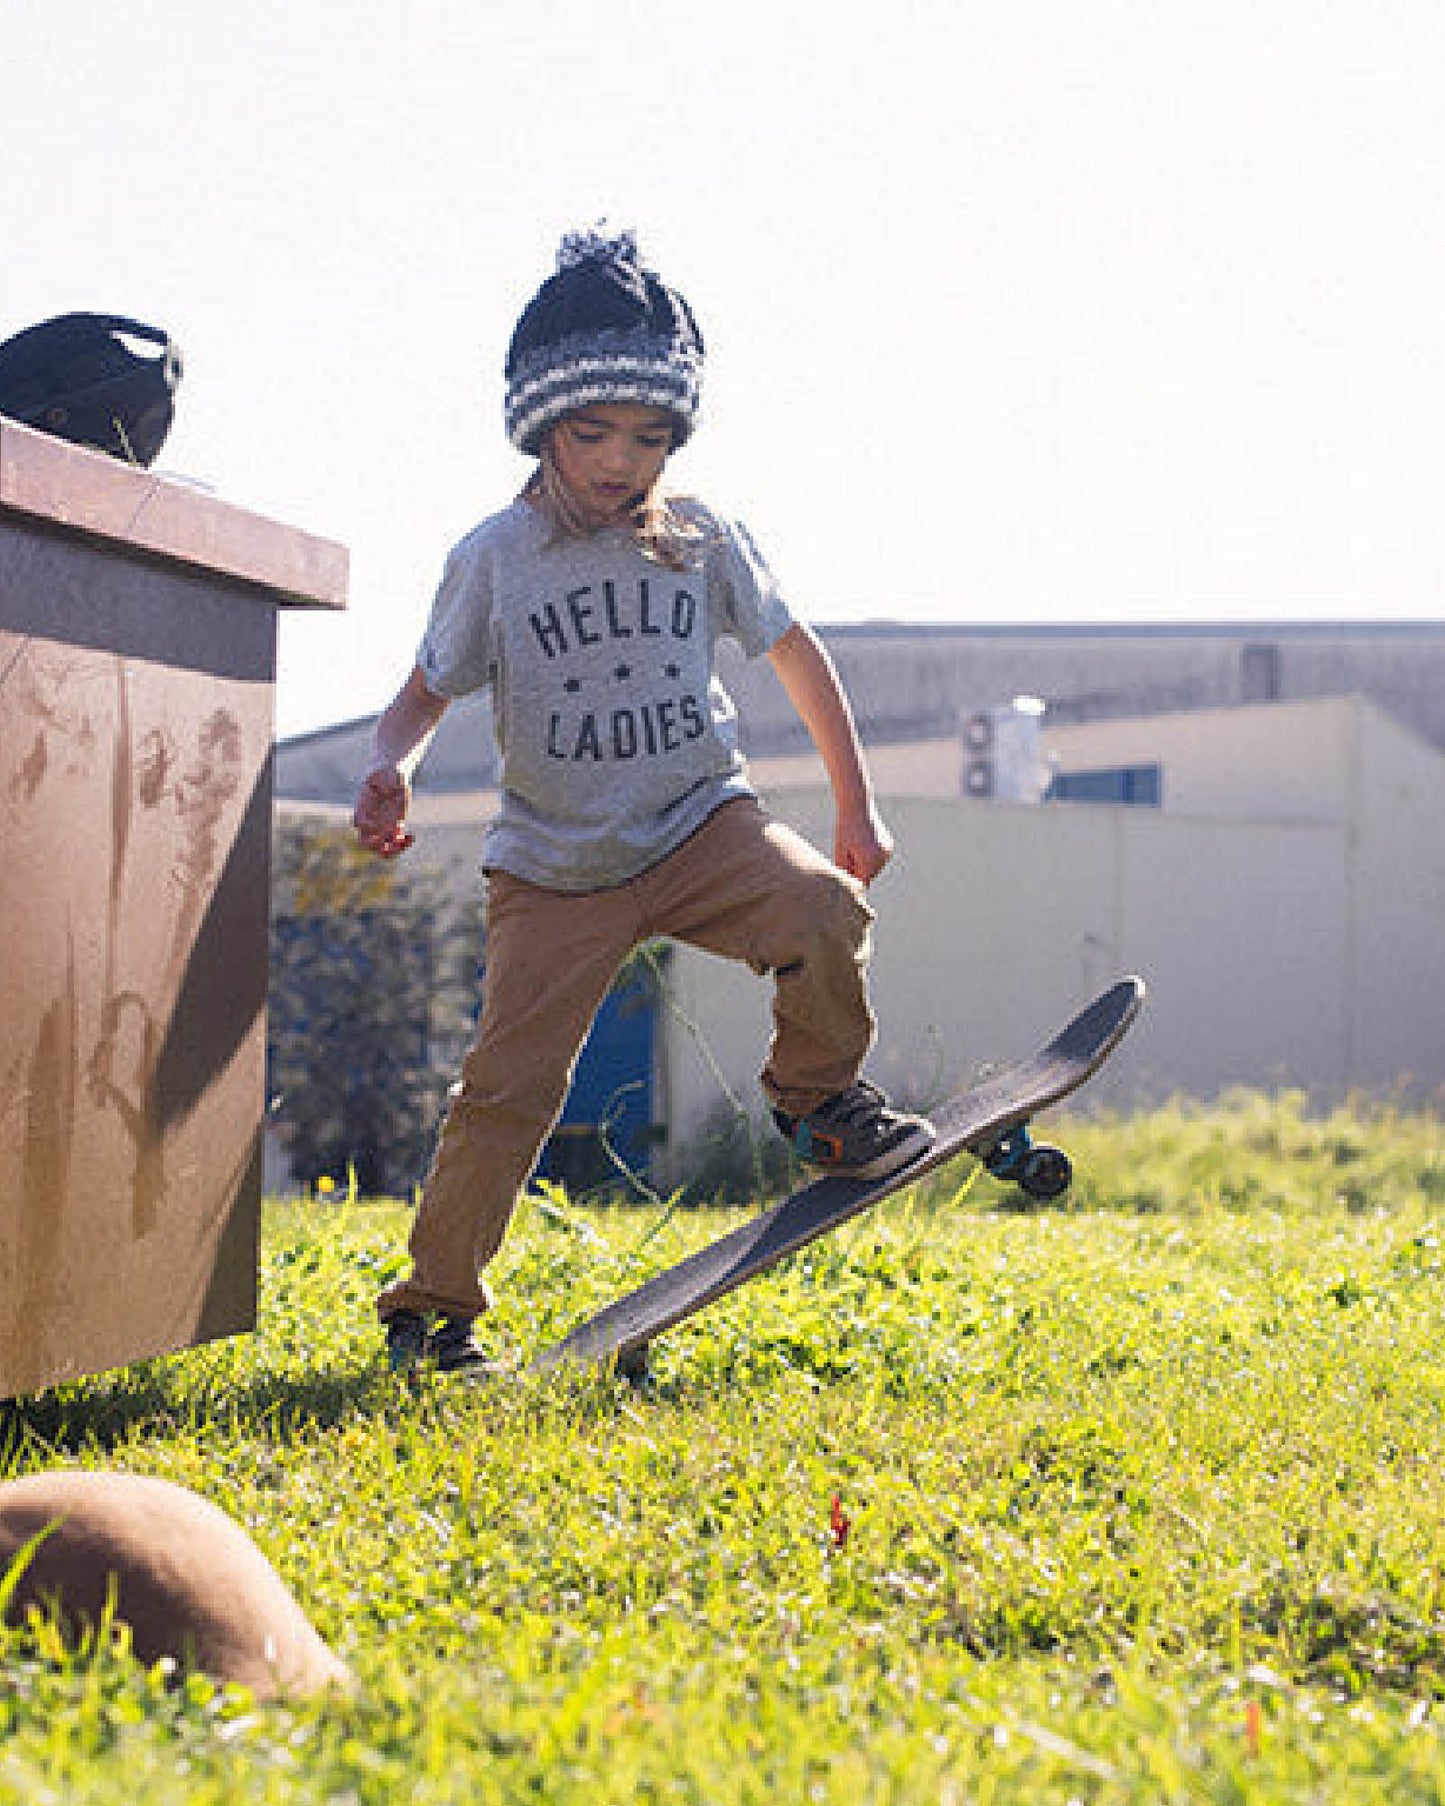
0, 419, 346, 1396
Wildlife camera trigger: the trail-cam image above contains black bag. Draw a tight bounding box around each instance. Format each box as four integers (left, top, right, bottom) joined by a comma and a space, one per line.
0, 313, 182, 467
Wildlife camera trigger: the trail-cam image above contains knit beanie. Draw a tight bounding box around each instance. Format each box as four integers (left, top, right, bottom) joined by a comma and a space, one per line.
504, 227, 704, 456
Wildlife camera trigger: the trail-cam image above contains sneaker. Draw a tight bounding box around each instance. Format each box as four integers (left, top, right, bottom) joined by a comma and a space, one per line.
426, 1315, 498, 1375
385, 1309, 429, 1375
774, 1080, 936, 1181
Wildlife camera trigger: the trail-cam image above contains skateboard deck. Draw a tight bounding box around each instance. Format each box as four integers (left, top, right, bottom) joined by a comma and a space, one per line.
532, 974, 1145, 1376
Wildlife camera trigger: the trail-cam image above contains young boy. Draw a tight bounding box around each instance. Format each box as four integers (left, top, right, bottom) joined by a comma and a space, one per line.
354, 228, 933, 1373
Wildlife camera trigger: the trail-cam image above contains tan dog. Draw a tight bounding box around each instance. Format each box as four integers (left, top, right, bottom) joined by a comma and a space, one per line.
0, 1470, 351, 1698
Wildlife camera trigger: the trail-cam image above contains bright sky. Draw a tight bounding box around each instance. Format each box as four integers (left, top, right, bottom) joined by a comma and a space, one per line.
4, 0, 1442, 738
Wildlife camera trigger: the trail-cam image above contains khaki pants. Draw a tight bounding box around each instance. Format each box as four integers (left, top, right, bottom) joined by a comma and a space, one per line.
375, 797, 876, 1323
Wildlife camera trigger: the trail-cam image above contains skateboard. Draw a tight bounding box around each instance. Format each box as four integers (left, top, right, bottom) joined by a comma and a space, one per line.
532, 974, 1145, 1377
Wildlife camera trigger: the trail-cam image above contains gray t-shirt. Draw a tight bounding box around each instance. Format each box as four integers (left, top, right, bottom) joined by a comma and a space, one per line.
416, 497, 794, 891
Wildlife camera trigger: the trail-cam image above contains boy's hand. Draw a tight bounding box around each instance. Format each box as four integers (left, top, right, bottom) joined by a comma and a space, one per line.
835, 803, 894, 887
353, 764, 415, 859
767, 626, 894, 887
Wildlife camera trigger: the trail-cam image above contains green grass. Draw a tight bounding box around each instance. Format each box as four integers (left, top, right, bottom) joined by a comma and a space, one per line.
4, 1091, 1445, 1801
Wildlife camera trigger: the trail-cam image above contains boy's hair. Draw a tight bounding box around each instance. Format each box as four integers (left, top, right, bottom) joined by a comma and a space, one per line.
523, 442, 703, 571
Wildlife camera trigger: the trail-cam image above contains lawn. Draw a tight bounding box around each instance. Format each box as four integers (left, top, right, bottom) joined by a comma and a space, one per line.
3, 1091, 1445, 1802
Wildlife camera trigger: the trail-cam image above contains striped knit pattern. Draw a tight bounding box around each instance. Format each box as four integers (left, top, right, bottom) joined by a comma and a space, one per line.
506, 331, 702, 456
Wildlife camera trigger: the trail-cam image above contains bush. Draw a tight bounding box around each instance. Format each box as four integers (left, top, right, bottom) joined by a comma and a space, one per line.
267, 818, 483, 1194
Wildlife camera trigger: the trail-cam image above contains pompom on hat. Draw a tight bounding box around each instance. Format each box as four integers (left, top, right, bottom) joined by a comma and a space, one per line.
504, 226, 704, 456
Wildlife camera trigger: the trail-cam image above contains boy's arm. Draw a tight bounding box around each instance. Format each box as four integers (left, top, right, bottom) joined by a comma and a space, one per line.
766, 623, 894, 884
352, 665, 450, 859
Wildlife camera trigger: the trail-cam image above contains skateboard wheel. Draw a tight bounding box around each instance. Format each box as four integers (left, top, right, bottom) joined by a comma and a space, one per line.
982, 1128, 1031, 1182
1019, 1144, 1071, 1201
614, 1344, 651, 1384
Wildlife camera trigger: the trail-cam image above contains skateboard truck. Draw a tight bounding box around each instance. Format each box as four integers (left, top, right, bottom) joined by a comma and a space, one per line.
977, 1123, 1073, 1202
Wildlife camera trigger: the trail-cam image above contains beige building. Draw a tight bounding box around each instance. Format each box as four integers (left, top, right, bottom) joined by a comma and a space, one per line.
659, 696, 1445, 1179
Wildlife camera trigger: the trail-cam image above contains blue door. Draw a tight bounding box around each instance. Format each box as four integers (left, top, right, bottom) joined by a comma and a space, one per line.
536, 963, 659, 1194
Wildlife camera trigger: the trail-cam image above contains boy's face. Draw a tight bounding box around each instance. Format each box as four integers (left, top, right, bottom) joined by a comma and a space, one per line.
548, 403, 675, 527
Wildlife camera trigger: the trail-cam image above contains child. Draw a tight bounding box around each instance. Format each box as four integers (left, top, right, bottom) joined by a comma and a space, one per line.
354, 227, 934, 1373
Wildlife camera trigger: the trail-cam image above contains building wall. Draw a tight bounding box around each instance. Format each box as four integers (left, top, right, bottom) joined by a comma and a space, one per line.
660, 796, 1353, 1173
717, 623, 1445, 756
1042, 697, 1358, 818
657, 697, 1445, 1179
1350, 705, 1445, 1091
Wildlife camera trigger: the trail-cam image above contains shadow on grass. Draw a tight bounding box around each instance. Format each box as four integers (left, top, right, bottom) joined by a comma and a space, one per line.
0, 1358, 390, 1466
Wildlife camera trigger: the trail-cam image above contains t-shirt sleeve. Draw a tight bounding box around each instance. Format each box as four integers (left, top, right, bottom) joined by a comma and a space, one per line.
416, 533, 495, 699
705, 513, 795, 658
